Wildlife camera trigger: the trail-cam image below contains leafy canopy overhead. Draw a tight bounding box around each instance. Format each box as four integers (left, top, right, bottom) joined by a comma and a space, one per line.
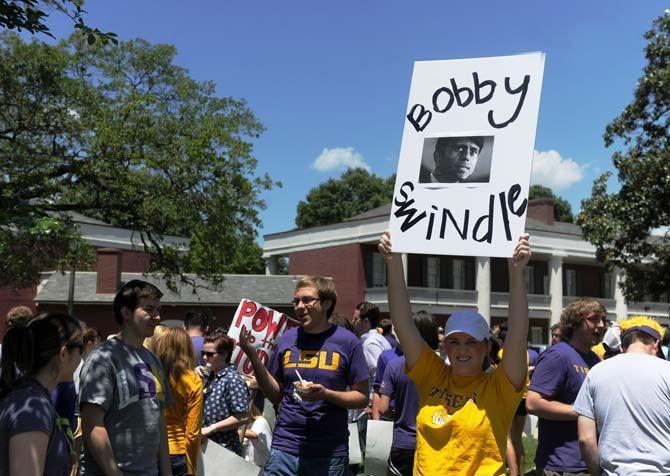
0, 32, 277, 290
528, 185, 574, 223
0, 0, 117, 44
295, 168, 395, 229
579, 11, 670, 302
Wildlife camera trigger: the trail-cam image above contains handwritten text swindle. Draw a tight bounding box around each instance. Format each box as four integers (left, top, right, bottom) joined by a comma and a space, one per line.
406, 72, 531, 132
393, 181, 528, 244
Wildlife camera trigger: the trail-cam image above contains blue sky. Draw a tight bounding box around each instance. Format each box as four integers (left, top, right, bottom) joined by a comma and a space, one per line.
42, 1, 668, 239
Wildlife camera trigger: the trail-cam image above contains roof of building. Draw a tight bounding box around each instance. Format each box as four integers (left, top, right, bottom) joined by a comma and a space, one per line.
35, 272, 304, 306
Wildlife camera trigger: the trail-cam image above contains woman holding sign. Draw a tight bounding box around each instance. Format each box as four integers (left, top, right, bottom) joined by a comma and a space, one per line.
378, 231, 531, 475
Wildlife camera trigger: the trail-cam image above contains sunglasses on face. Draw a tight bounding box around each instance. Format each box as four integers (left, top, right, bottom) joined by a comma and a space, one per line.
201, 350, 225, 358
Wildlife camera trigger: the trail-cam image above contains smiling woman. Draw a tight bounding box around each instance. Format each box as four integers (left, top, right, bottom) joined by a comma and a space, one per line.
378, 231, 531, 475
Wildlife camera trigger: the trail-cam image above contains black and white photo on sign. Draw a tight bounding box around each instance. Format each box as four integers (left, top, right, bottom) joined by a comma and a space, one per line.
418, 135, 494, 185
388, 52, 545, 258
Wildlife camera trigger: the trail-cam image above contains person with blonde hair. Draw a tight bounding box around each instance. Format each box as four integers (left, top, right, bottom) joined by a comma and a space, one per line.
575, 316, 670, 475
152, 327, 203, 476
378, 231, 531, 475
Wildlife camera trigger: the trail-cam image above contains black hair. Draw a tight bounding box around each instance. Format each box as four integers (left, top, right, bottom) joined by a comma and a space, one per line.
113, 279, 163, 325
379, 318, 393, 335
436, 136, 485, 154
413, 311, 439, 350
0, 313, 82, 397
183, 311, 210, 331
356, 302, 381, 328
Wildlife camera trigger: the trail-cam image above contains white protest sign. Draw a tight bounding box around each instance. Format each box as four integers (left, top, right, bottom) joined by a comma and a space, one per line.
347, 422, 362, 465
228, 299, 300, 376
390, 52, 545, 257
198, 439, 262, 476
364, 420, 394, 476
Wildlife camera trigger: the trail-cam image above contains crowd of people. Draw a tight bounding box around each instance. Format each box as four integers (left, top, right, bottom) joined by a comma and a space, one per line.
1, 232, 670, 476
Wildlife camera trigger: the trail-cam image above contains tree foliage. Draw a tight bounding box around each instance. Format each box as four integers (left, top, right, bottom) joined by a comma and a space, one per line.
0, 32, 276, 290
528, 185, 574, 223
579, 11, 670, 301
0, 0, 117, 44
295, 168, 395, 229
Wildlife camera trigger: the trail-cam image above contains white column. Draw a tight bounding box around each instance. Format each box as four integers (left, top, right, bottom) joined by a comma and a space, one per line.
549, 254, 564, 326
264, 256, 278, 275
476, 256, 491, 324
401, 253, 408, 285
614, 267, 628, 322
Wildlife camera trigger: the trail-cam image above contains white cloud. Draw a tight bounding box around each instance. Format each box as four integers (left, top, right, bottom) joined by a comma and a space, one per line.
311, 147, 371, 172
531, 149, 584, 190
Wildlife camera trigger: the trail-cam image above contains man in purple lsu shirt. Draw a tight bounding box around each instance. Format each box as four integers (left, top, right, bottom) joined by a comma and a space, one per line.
239, 276, 369, 475
526, 298, 606, 476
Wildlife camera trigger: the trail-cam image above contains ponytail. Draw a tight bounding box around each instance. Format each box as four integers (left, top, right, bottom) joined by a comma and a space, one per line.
0, 313, 81, 398
0, 324, 35, 395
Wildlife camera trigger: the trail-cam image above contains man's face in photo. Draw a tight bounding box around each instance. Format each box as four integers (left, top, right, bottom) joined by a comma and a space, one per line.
434, 138, 481, 182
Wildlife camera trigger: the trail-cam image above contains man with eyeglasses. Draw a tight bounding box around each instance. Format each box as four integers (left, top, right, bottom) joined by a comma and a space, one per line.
238, 276, 369, 476
526, 298, 605, 476
420, 136, 485, 184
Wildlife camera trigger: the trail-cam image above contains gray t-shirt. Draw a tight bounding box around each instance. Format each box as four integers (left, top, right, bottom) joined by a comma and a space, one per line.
573, 352, 670, 475
78, 337, 171, 476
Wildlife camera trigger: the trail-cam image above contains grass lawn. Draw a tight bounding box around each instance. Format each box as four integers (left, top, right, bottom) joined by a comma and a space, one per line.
523, 436, 538, 475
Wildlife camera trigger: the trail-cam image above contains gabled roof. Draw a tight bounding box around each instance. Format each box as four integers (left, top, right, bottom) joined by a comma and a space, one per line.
35, 272, 304, 306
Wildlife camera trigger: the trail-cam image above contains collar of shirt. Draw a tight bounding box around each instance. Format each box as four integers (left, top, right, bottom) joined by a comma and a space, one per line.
213, 364, 237, 380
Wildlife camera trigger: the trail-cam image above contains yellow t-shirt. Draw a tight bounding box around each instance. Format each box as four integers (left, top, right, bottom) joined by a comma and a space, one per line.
165, 370, 204, 475
407, 344, 525, 475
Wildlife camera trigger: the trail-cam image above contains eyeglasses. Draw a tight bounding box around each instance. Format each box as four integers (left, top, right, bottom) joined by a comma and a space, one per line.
201, 351, 219, 358
585, 315, 607, 324
291, 296, 321, 307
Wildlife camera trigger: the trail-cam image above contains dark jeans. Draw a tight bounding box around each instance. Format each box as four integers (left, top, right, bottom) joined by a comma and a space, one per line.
263, 448, 348, 476
170, 454, 188, 476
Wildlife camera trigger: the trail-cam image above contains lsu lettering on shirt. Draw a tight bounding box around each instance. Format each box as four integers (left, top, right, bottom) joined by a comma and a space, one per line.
408, 344, 525, 475
269, 325, 368, 457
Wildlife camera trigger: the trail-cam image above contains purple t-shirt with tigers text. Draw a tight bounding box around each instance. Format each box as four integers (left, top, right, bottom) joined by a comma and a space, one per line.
268, 325, 368, 457
529, 341, 600, 472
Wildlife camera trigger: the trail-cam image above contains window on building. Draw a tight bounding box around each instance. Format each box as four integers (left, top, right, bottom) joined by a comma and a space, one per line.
565, 269, 577, 296
452, 258, 465, 290
426, 256, 440, 288
603, 272, 613, 299
542, 275, 549, 295
372, 253, 387, 287
524, 266, 535, 294
530, 326, 543, 345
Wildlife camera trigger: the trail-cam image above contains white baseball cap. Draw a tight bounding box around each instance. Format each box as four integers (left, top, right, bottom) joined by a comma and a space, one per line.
445, 310, 489, 342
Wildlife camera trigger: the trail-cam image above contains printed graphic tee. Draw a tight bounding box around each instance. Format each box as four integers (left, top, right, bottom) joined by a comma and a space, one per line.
78, 337, 171, 475
529, 341, 600, 472
408, 344, 525, 475
269, 325, 368, 457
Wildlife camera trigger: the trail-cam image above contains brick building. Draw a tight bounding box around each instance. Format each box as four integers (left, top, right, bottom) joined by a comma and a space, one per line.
262, 199, 670, 345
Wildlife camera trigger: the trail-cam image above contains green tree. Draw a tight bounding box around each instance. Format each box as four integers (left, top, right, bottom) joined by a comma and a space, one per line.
579, 11, 670, 302
0, 0, 117, 44
528, 185, 574, 223
295, 168, 395, 229
0, 33, 276, 290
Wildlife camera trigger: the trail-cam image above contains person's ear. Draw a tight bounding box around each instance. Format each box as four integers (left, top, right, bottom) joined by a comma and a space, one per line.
120, 305, 133, 323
